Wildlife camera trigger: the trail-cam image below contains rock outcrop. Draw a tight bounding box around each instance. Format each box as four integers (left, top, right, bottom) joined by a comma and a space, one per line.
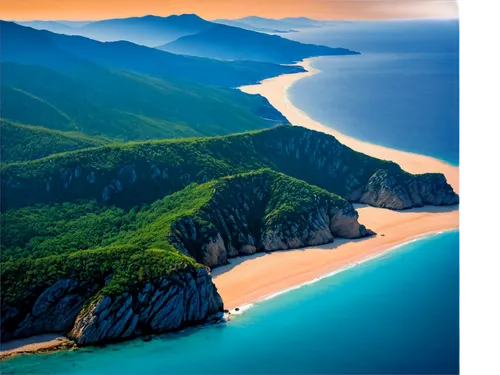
168, 171, 373, 267
2, 279, 87, 342
1, 125, 458, 212
1, 268, 223, 345
358, 169, 459, 209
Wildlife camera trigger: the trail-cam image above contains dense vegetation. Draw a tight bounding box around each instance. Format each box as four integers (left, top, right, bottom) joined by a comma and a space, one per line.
0, 119, 108, 164
1, 244, 198, 317
1, 125, 399, 210
1, 169, 353, 313
1, 169, 349, 262
0, 62, 288, 141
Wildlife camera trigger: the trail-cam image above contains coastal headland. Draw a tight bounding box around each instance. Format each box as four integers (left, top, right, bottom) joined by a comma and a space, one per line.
0, 58, 459, 360
214, 58, 459, 310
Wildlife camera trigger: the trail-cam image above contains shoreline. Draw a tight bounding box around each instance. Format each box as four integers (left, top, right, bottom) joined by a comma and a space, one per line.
0, 334, 76, 361
1, 57, 459, 360
213, 57, 459, 311
227, 227, 457, 314
214, 204, 458, 311
240, 57, 459, 193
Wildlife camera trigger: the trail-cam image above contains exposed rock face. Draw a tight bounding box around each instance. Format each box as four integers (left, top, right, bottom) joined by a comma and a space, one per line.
1, 125, 458, 212
168, 172, 373, 268
1, 269, 223, 345
1, 279, 88, 342
359, 169, 459, 210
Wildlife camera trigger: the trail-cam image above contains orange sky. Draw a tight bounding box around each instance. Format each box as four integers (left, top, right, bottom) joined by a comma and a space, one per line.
0, 0, 458, 21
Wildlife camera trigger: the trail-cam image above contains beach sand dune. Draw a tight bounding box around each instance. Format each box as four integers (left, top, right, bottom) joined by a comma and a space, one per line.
214, 58, 459, 311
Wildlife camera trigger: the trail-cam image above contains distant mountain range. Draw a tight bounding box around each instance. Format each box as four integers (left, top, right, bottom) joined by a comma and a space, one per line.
214, 16, 340, 32
17, 15, 346, 47
19, 20, 92, 28
18, 15, 214, 47
13, 14, 357, 64
1, 21, 303, 87
0, 21, 294, 145
0, 16, 357, 157
212, 19, 294, 34
158, 23, 357, 63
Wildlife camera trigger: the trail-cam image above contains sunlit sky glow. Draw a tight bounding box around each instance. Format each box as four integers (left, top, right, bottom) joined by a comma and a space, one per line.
0, 0, 458, 21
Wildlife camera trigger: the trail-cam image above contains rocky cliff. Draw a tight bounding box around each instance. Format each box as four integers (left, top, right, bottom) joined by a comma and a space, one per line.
0, 126, 458, 347
1, 170, 370, 343
167, 170, 373, 267
358, 169, 459, 209
67, 268, 223, 345
1, 125, 458, 211
1, 267, 223, 345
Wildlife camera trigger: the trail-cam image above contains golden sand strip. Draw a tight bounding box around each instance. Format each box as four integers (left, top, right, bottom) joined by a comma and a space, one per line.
240, 58, 459, 193
213, 58, 460, 311
213, 205, 458, 311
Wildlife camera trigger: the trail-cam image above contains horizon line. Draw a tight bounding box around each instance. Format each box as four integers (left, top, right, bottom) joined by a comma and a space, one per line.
6, 13, 459, 23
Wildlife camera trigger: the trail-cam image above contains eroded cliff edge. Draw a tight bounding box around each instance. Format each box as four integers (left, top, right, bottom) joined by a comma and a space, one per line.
1, 125, 458, 212
1, 170, 372, 345
167, 170, 372, 267
1, 256, 223, 345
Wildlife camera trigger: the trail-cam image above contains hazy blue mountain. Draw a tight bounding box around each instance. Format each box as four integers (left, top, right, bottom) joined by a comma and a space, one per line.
281, 17, 352, 27
70, 14, 213, 46
19, 20, 91, 29
237, 16, 323, 30
0, 21, 303, 87
16, 20, 76, 33
54, 20, 92, 27
159, 24, 358, 63
16, 14, 215, 47
213, 19, 295, 33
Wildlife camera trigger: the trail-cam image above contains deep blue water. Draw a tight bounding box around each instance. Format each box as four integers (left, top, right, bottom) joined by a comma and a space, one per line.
286, 20, 459, 165
3, 231, 459, 374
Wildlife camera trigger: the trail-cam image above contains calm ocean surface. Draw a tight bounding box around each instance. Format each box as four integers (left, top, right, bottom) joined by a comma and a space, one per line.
286, 20, 459, 165
3, 231, 459, 374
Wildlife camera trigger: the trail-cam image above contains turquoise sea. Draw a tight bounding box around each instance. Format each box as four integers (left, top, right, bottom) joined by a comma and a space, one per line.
286, 20, 459, 165
3, 231, 459, 374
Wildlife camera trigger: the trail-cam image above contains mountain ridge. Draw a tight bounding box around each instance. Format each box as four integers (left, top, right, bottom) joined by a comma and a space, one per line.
1, 125, 458, 212
1, 21, 305, 87
1, 169, 371, 344
158, 23, 359, 63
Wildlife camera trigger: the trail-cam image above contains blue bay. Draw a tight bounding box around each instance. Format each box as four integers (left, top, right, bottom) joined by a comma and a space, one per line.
286, 20, 459, 165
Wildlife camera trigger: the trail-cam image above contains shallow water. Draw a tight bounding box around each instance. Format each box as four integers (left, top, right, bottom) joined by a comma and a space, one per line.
3, 231, 459, 374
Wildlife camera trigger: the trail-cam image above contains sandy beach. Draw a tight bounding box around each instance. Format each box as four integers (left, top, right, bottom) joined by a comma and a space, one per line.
214, 205, 458, 310
0, 334, 75, 360
213, 58, 460, 311
240, 58, 459, 193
